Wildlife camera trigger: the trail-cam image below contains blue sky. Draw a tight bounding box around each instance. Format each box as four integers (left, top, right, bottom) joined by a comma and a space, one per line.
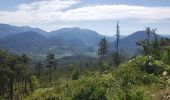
0, 0, 170, 36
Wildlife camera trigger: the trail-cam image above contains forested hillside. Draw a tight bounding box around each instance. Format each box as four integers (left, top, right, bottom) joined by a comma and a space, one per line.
0, 27, 170, 100
0, 0, 170, 99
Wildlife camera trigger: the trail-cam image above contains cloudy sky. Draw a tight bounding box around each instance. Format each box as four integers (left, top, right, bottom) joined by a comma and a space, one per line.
0, 0, 170, 36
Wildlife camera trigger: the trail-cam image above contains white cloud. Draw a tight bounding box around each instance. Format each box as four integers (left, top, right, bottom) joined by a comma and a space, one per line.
0, 0, 80, 25
18, 0, 79, 12
0, 0, 170, 26
62, 5, 170, 21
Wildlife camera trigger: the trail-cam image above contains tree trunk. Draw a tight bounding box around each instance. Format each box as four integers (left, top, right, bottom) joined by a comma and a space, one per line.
24, 76, 27, 93
22, 78, 24, 91
49, 66, 52, 82
0, 84, 2, 96
9, 78, 14, 100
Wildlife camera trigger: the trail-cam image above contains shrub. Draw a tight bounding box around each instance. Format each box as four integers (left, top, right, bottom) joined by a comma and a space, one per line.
30, 75, 40, 92
72, 69, 80, 80
126, 88, 151, 100
99, 61, 109, 73
117, 56, 168, 86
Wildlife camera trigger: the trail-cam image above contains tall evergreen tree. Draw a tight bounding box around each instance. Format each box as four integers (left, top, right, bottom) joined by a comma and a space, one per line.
35, 62, 43, 78
0, 50, 32, 99
21, 54, 30, 65
98, 37, 108, 60
114, 21, 121, 66
7, 55, 19, 100
20, 54, 30, 93
46, 53, 55, 82
146, 27, 151, 59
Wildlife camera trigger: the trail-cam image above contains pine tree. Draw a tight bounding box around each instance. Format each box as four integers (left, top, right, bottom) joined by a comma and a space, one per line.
21, 54, 30, 65
146, 27, 151, 58
98, 37, 108, 60
114, 21, 121, 66
20, 54, 30, 93
46, 53, 55, 82
35, 62, 43, 78
0, 50, 32, 99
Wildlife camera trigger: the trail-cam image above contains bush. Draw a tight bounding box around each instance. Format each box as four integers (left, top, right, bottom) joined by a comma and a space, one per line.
70, 74, 115, 100
30, 75, 40, 92
122, 56, 167, 75
99, 61, 109, 73
72, 69, 80, 80
117, 56, 168, 86
126, 88, 151, 100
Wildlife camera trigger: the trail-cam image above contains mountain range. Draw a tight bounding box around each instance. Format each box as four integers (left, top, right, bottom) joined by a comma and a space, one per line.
0, 23, 168, 59
0, 24, 48, 37
0, 24, 108, 59
109, 31, 162, 55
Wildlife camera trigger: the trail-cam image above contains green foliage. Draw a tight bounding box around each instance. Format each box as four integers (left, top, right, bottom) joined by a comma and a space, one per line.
160, 46, 170, 65
125, 88, 151, 100
124, 56, 167, 75
30, 75, 40, 92
25, 51, 170, 100
117, 55, 169, 88
98, 37, 108, 59
26, 74, 124, 100
71, 69, 80, 80
1, 34, 170, 100
35, 62, 43, 77
112, 51, 121, 66
70, 74, 114, 100
46, 53, 56, 82
0, 50, 33, 99
99, 61, 109, 72
67, 63, 81, 80
20, 54, 30, 65
26, 70, 157, 100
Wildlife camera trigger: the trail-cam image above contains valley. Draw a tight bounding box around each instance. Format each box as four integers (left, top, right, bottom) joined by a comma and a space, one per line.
0, 0, 170, 99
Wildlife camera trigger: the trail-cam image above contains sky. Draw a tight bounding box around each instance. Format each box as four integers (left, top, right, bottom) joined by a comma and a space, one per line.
0, 0, 170, 36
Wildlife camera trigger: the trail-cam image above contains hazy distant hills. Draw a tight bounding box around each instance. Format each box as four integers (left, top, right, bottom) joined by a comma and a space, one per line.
0, 23, 48, 37
0, 24, 107, 58
162, 35, 170, 38
109, 31, 162, 55
19, 26, 48, 36
49, 27, 103, 47
0, 24, 22, 37
0, 30, 96, 57
0, 31, 48, 51
0, 23, 168, 58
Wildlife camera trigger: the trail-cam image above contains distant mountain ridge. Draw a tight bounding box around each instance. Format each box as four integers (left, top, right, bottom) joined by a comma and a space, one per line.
0, 23, 169, 58
109, 31, 162, 55
0, 23, 49, 38
49, 27, 103, 47
19, 26, 49, 36
161, 35, 170, 38
0, 24, 108, 57
0, 31, 49, 51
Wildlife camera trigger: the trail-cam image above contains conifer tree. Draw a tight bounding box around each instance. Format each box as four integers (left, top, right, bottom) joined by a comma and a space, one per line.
35, 62, 43, 77
98, 37, 108, 60
114, 21, 121, 66
20, 54, 30, 93
46, 53, 55, 82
